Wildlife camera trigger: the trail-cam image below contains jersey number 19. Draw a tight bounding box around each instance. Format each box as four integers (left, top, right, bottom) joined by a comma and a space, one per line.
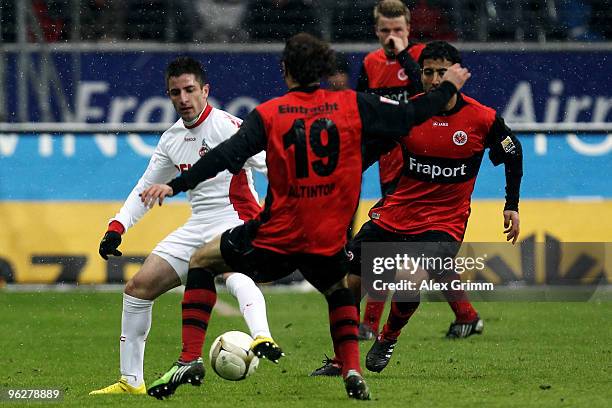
283, 118, 340, 179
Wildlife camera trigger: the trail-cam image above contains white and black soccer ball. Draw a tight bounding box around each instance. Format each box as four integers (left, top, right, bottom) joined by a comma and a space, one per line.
209, 331, 259, 381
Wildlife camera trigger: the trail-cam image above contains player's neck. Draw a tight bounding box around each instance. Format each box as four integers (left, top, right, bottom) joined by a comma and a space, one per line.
183, 103, 207, 127
285, 73, 319, 90
288, 82, 320, 90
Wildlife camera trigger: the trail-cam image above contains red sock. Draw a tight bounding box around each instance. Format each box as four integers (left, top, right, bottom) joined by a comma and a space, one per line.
328, 288, 361, 377
363, 297, 385, 333
380, 299, 419, 341
180, 268, 217, 362
446, 300, 478, 323
438, 273, 478, 323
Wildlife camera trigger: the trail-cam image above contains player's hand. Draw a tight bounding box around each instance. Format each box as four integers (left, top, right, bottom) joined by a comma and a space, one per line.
441, 63, 471, 91
140, 184, 174, 208
385, 35, 408, 56
503, 210, 520, 244
99, 231, 122, 260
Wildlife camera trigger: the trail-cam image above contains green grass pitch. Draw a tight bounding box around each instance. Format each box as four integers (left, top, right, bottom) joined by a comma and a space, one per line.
1, 291, 611, 407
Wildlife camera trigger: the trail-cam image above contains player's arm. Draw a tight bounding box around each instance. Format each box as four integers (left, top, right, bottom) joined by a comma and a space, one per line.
396, 47, 423, 94
140, 110, 267, 206
358, 64, 468, 142
99, 143, 177, 259
357, 80, 456, 170
355, 63, 369, 92
486, 115, 523, 244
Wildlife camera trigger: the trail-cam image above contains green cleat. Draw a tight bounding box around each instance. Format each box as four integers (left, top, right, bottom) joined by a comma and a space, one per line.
147, 358, 205, 400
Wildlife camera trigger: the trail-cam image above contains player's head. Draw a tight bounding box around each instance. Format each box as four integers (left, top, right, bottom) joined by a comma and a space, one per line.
165, 56, 210, 122
328, 53, 351, 91
419, 41, 462, 93
281, 32, 336, 88
373, 0, 411, 57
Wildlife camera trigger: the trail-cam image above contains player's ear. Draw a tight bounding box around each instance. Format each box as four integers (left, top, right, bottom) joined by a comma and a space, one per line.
202, 83, 210, 98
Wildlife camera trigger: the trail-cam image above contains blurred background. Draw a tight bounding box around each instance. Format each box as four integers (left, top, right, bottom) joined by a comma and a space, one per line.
1, 0, 611, 43
0, 0, 610, 286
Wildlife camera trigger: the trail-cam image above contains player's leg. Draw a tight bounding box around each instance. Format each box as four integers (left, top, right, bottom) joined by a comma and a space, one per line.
147, 234, 228, 399
301, 254, 370, 400
361, 295, 386, 339
366, 264, 425, 373
221, 272, 280, 361
310, 221, 387, 376
425, 233, 482, 338
436, 270, 483, 338
90, 254, 181, 395
148, 222, 285, 399
367, 235, 462, 371
350, 222, 390, 339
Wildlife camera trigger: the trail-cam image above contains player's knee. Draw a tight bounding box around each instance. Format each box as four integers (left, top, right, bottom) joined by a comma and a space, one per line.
124, 275, 156, 300
189, 246, 213, 269
325, 286, 355, 308
321, 278, 348, 297
347, 274, 363, 301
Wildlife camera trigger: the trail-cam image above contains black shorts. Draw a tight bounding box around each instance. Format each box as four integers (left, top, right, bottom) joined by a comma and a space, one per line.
220, 220, 350, 293
347, 220, 461, 278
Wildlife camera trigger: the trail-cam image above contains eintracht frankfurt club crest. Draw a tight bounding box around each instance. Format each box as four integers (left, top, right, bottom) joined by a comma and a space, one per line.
452, 131, 468, 146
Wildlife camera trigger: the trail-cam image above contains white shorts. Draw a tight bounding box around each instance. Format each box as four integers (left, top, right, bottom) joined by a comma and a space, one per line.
151, 210, 244, 284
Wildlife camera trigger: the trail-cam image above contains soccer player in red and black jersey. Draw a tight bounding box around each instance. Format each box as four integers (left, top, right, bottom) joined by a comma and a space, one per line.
357, 0, 426, 339
358, 0, 425, 196
140, 33, 470, 400
311, 41, 522, 376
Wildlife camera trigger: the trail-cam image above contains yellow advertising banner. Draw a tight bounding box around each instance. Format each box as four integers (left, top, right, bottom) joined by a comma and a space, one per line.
0, 200, 610, 284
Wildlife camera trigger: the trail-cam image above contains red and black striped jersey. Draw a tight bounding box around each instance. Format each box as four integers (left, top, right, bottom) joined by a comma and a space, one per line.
168, 82, 458, 256
369, 94, 523, 241
356, 43, 426, 196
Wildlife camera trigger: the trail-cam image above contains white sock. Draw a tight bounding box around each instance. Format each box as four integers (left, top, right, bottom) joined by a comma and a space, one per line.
225, 273, 271, 338
120, 293, 153, 387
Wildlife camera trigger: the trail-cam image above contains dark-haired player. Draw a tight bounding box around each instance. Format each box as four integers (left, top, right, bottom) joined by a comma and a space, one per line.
311, 41, 522, 377
90, 57, 276, 395
141, 33, 470, 400
357, 0, 426, 339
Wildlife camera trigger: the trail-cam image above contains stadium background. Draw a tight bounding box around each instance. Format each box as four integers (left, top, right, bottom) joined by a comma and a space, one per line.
0, 2, 610, 287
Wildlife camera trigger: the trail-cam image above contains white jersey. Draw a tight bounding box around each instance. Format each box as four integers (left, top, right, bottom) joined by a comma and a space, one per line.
112, 105, 266, 233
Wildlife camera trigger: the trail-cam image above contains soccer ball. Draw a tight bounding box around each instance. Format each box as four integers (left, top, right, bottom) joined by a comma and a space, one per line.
209, 331, 259, 381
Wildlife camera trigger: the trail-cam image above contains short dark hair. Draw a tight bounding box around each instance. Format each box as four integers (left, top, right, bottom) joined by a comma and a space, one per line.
333, 53, 351, 75
418, 41, 462, 66
282, 33, 336, 86
165, 57, 208, 89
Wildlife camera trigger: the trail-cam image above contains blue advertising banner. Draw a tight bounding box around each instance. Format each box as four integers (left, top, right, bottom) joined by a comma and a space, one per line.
0, 49, 611, 200
2, 50, 611, 123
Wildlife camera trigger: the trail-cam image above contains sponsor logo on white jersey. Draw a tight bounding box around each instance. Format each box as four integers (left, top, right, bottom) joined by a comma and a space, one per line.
184, 136, 196, 142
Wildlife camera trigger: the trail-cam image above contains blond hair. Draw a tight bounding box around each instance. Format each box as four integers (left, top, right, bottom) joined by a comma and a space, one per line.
373, 0, 410, 25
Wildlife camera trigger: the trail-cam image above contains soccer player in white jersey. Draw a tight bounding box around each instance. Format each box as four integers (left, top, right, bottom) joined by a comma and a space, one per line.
90, 57, 283, 395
